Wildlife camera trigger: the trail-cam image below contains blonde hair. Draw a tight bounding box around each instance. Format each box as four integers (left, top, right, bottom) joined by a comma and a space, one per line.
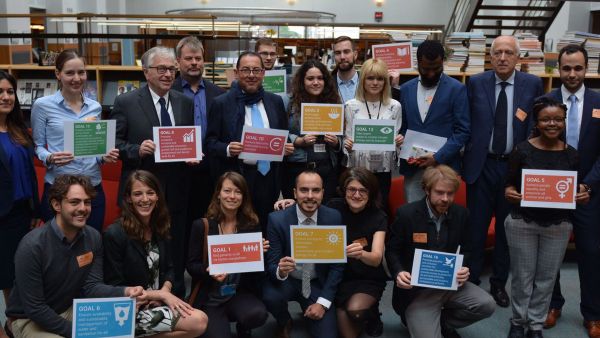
355, 58, 391, 105
422, 164, 460, 193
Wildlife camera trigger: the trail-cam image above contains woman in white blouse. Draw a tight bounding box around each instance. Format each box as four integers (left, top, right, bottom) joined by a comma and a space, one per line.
343, 58, 403, 210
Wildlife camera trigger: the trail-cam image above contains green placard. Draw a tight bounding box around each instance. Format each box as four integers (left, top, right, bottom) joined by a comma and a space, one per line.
73, 122, 108, 156
354, 124, 395, 145
263, 74, 286, 93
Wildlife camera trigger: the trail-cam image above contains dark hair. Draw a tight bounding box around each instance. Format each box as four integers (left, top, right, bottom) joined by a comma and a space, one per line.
236, 51, 264, 69
120, 170, 170, 241
333, 36, 356, 50
530, 96, 567, 138
206, 171, 259, 230
55, 49, 84, 72
339, 167, 380, 209
0, 71, 31, 146
255, 38, 277, 52
558, 43, 588, 67
294, 169, 323, 190
417, 40, 445, 62
291, 59, 340, 112
48, 175, 96, 214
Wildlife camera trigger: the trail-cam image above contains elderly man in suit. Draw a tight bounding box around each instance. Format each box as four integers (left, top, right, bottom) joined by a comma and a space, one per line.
262, 170, 344, 338
206, 51, 292, 232
463, 35, 544, 307
543, 44, 600, 338
386, 165, 495, 338
110, 46, 194, 298
395, 39, 470, 202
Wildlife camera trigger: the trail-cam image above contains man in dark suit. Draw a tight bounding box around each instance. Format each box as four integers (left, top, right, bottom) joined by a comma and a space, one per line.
206, 51, 292, 232
172, 36, 225, 224
386, 165, 495, 338
110, 46, 194, 297
463, 35, 543, 307
397, 39, 470, 202
543, 44, 600, 337
263, 170, 344, 338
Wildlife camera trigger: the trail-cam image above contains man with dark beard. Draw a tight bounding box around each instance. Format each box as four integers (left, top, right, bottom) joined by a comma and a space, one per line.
395, 40, 470, 203
332, 36, 359, 103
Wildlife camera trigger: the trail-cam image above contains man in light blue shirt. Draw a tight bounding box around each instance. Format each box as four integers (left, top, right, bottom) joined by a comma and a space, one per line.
333, 36, 359, 103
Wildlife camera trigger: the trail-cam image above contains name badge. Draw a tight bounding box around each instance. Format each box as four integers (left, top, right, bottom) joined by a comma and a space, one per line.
515, 108, 528, 122
368, 153, 383, 162
353, 237, 368, 248
314, 144, 326, 153
413, 233, 428, 244
593, 109, 600, 119
77, 251, 94, 268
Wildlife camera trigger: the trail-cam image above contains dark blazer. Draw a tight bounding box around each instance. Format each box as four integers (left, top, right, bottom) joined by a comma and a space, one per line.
463, 70, 543, 184
545, 88, 600, 189
103, 221, 174, 288
186, 218, 263, 307
171, 77, 225, 118
205, 89, 287, 175
0, 140, 39, 217
265, 206, 344, 303
399, 74, 471, 175
109, 85, 194, 210
386, 198, 471, 316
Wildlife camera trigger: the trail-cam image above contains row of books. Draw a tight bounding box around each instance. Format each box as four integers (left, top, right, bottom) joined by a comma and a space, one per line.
515, 32, 545, 74
557, 31, 600, 74
444, 32, 486, 73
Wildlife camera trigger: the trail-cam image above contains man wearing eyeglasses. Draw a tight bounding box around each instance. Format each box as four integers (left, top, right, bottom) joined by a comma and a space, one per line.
255, 38, 279, 71
206, 51, 293, 233
463, 35, 543, 309
543, 44, 600, 338
172, 36, 225, 230
110, 46, 195, 298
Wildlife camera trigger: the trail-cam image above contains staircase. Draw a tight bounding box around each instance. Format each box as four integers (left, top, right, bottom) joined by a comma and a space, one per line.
445, 0, 565, 43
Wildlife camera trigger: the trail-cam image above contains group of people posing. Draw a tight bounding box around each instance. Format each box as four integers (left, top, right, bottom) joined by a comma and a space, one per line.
0, 32, 599, 338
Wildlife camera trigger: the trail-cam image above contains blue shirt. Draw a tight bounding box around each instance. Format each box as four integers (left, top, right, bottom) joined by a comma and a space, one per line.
336, 71, 358, 103
180, 78, 207, 143
31, 91, 103, 185
0, 132, 32, 201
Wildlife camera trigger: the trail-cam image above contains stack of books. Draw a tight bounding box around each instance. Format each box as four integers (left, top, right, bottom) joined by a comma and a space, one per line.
516, 33, 545, 74
557, 31, 600, 74
466, 34, 486, 73
445, 32, 470, 72
410, 32, 431, 71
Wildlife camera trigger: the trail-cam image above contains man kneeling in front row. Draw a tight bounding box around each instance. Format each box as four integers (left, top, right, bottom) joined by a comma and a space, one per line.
5, 175, 144, 338
386, 165, 495, 338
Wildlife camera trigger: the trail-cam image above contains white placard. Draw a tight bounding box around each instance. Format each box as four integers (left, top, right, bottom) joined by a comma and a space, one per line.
238, 126, 289, 161
399, 129, 447, 160
63, 120, 116, 158
207, 232, 264, 275
152, 126, 202, 163
73, 297, 135, 338
520, 169, 577, 209
351, 119, 398, 151
411, 248, 463, 290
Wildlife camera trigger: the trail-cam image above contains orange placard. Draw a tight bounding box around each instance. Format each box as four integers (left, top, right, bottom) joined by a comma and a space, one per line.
210, 242, 262, 265
207, 232, 264, 274
521, 169, 577, 209
291, 225, 347, 263
371, 42, 413, 71
300, 103, 344, 135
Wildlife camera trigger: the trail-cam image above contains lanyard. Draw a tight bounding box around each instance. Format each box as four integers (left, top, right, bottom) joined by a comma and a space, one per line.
365, 101, 382, 120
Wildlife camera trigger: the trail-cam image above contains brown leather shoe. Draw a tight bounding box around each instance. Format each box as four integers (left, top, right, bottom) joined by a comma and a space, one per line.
275, 320, 292, 338
584, 320, 600, 338
543, 308, 561, 329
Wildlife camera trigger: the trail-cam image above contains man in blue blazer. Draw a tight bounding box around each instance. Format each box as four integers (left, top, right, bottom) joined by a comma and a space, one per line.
263, 170, 344, 338
206, 51, 292, 232
463, 36, 543, 307
543, 44, 600, 336
398, 40, 470, 202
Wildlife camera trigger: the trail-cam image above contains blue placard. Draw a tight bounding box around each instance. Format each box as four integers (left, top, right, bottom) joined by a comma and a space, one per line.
73, 297, 135, 338
411, 249, 463, 290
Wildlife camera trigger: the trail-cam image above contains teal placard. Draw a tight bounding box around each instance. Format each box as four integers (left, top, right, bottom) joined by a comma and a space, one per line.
73, 121, 108, 156
354, 123, 395, 145
263, 70, 286, 94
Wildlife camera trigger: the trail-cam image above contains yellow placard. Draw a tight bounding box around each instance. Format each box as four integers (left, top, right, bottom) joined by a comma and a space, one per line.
291, 225, 347, 263
300, 103, 344, 135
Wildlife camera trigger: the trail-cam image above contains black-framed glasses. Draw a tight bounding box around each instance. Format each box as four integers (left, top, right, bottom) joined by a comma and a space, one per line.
148, 66, 178, 74
346, 187, 369, 197
238, 68, 264, 76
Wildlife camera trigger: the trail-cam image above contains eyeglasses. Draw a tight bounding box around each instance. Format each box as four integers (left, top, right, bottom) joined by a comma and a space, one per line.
148, 66, 178, 74
538, 117, 566, 124
259, 52, 277, 58
346, 187, 369, 197
238, 68, 265, 76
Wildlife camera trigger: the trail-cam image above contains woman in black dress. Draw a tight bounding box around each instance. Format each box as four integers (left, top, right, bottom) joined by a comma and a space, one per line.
504, 97, 590, 337
103, 170, 207, 337
187, 171, 269, 338
0, 70, 39, 338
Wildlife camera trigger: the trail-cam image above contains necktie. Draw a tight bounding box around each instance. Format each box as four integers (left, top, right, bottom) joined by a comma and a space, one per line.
492, 82, 508, 154
250, 103, 270, 175
301, 217, 314, 298
158, 97, 172, 127
567, 95, 579, 149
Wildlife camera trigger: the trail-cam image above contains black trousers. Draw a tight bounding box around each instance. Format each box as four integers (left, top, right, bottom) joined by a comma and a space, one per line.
200, 292, 268, 338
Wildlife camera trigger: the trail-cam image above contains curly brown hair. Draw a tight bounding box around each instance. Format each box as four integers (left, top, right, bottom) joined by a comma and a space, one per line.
120, 170, 170, 242
290, 59, 340, 114
205, 171, 259, 231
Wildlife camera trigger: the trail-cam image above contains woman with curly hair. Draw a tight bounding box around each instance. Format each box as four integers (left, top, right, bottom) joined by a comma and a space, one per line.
103, 170, 207, 337
283, 59, 342, 202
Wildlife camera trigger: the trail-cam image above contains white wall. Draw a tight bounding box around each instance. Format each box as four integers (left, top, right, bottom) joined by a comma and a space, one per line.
0, 0, 30, 45
545, 1, 593, 52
